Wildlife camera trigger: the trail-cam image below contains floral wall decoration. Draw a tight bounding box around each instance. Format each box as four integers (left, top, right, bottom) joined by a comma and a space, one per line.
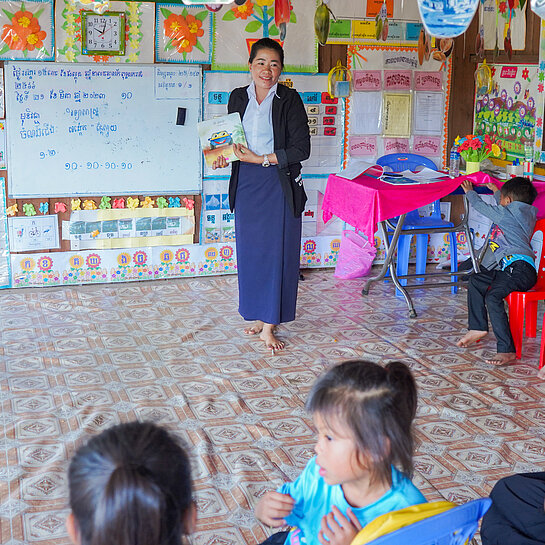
0, 0, 54, 60
55, 0, 155, 63
155, 3, 211, 64
212, 0, 317, 73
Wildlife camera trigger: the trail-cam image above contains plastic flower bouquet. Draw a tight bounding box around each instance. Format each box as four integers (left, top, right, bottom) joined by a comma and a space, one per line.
455, 134, 502, 162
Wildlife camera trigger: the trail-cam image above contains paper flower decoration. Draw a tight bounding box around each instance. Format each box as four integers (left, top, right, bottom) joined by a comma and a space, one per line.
183, 197, 194, 210
157, 196, 168, 209
455, 134, 503, 162
91, 229, 100, 238
141, 196, 155, 208
23, 203, 36, 216
0, 7, 49, 56
127, 197, 140, 209
99, 196, 112, 209
113, 198, 125, 209
39, 202, 48, 214
54, 202, 67, 213
71, 198, 81, 211
169, 196, 181, 208
6, 204, 18, 216
162, 7, 206, 59
83, 199, 97, 210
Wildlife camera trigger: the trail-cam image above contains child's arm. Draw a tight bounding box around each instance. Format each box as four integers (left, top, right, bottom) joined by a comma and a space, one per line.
318, 506, 362, 545
255, 491, 295, 527
461, 181, 507, 225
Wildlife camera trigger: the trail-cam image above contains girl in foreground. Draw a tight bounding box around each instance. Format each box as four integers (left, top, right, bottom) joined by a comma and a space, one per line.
66, 421, 195, 545
255, 360, 426, 545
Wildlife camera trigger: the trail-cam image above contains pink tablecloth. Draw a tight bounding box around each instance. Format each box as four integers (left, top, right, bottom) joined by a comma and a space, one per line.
321, 170, 545, 243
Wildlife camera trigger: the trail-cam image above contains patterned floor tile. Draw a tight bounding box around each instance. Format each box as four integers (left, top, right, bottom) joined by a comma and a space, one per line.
0, 269, 544, 544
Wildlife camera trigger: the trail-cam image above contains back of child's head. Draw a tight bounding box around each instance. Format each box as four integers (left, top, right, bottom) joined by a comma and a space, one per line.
501, 177, 537, 205
68, 421, 193, 545
306, 360, 417, 485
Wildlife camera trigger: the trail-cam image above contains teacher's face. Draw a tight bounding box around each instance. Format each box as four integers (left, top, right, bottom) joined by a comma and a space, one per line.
248, 48, 282, 96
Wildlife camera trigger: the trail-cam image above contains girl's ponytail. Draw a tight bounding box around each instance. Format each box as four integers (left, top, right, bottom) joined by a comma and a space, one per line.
69, 422, 192, 545
385, 360, 418, 428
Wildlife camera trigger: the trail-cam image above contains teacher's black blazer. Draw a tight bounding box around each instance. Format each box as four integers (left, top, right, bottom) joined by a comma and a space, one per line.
227, 83, 311, 217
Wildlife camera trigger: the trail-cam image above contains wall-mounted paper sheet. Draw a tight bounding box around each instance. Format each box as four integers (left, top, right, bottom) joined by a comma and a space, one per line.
351, 91, 382, 134
413, 92, 444, 135
383, 93, 411, 137
8, 214, 59, 252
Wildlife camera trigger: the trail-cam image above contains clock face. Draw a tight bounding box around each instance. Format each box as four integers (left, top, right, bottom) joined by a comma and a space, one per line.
82, 12, 126, 56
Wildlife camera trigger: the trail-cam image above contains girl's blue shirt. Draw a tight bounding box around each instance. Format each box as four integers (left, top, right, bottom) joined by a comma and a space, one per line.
278, 456, 426, 545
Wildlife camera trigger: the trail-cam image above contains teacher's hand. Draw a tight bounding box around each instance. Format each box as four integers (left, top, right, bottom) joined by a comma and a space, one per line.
233, 143, 260, 164
461, 180, 473, 193
212, 155, 229, 169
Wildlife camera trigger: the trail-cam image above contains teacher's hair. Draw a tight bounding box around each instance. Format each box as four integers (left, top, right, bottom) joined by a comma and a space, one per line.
249, 37, 284, 67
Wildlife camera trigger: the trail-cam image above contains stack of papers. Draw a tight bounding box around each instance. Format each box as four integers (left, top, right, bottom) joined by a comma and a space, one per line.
381, 168, 448, 185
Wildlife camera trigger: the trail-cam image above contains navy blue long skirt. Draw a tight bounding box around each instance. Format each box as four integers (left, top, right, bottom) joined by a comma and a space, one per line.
235, 162, 301, 324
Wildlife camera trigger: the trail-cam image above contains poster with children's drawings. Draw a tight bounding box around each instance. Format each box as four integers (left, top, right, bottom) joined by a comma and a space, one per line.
155, 4, 212, 64
473, 63, 538, 161
0, 0, 54, 60
56, 0, 154, 63
212, 0, 318, 73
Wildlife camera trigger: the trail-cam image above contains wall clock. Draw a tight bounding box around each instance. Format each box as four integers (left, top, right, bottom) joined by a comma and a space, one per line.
81, 11, 126, 56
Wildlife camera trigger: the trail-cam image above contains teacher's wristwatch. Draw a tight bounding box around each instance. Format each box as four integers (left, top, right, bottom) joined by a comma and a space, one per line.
262, 154, 271, 167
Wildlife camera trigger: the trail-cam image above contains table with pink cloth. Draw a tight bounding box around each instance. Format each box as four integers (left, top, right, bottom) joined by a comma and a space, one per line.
322, 170, 545, 246
321, 170, 545, 316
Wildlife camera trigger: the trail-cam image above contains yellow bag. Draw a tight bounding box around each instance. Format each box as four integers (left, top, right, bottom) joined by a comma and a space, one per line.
350, 501, 457, 545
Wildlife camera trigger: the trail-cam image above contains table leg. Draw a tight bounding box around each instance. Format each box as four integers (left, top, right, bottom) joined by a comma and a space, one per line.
361, 215, 417, 318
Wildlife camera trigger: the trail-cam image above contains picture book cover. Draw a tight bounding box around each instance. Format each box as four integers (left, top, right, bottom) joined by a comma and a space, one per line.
197, 112, 247, 167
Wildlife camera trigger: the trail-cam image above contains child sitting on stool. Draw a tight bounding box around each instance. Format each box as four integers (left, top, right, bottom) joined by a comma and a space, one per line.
457, 177, 537, 366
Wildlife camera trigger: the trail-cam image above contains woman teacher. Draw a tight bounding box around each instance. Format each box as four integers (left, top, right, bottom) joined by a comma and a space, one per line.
213, 38, 310, 352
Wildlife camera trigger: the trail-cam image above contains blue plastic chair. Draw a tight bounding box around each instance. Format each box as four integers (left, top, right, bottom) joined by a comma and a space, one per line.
363, 498, 491, 545
376, 153, 458, 295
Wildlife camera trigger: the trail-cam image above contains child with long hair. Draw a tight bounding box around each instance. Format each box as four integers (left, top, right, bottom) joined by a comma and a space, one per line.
255, 360, 426, 545
66, 421, 196, 545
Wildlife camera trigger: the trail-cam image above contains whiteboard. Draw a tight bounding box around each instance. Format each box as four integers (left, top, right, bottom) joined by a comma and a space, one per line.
5, 62, 202, 197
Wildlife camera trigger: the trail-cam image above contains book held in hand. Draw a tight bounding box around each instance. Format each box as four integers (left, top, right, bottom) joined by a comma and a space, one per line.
197, 112, 247, 167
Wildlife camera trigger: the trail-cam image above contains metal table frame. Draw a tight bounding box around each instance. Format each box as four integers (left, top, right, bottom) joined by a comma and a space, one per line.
361, 195, 481, 318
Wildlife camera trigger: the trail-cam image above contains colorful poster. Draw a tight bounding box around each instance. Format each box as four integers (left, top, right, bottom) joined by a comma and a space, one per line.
0, 0, 53, 60
473, 63, 538, 161
56, 0, 154, 63
534, 19, 545, 162
483, 0, 526, 51
212, 0, 317, 72
0, 178, 10, 287
155, 4, 212, 64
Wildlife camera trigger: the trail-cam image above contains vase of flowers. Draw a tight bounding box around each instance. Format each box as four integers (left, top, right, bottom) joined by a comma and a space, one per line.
455, 134, 502, 174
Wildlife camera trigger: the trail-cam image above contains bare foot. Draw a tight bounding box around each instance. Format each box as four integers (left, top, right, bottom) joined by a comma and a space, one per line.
456, 330, 488, 348
538, 366, 545, 379
260, 323, 285, 353
486, 352, 517, 366
244, 320, 264, 335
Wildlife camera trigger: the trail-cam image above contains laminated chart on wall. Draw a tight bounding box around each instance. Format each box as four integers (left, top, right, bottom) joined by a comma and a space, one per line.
326, 0, 424, 46
346, 46, 451, 166
212, 0, 317, 73
0, 177, 11, 287
473, 63, 538, 161
202, 71, 345, 178
201, 178, 233, 244
5, 62, 202, 197
55, 1, 155, 63
535, 19, 545, 162
68, 207, 195, 250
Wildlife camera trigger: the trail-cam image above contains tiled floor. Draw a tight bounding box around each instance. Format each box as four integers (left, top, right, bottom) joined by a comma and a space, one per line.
0, 268, 544, 544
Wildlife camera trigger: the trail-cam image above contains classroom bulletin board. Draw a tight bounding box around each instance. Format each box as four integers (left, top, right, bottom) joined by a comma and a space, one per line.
346, 45, 452, 168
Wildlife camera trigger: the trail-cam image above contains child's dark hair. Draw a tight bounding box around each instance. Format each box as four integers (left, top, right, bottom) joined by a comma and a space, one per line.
306, 360, 417, 486
68, 421, 193, 545
249, 37, 284, 67
501, 177, 537, 205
